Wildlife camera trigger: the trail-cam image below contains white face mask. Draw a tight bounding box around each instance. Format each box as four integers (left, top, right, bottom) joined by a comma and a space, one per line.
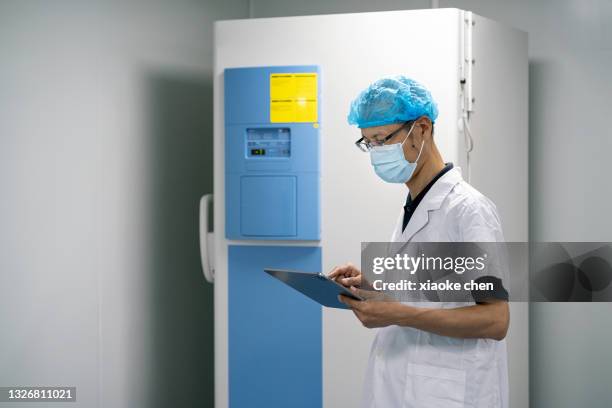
369, 122, 424, 183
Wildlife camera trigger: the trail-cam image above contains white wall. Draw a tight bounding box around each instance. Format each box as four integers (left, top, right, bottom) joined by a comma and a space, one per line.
248, 1, 612, 407
0, 1, 247, 407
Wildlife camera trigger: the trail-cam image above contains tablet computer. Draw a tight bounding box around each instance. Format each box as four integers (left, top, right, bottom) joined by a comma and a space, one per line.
264, 268, 364, 309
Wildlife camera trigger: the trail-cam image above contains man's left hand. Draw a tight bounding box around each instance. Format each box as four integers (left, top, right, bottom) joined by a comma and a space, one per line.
338, 287, 406, 329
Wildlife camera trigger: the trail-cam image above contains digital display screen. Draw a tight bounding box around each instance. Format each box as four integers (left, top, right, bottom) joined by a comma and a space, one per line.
246, 128, 290, 158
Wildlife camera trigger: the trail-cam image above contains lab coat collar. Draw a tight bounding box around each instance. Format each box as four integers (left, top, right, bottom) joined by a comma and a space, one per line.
400, 167, 463, 242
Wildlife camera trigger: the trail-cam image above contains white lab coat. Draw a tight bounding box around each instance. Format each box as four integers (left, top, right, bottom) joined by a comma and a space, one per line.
361, 167, 509, 408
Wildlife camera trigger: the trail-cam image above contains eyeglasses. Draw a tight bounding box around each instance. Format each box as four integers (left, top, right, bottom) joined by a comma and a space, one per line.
354, 121, 414, 152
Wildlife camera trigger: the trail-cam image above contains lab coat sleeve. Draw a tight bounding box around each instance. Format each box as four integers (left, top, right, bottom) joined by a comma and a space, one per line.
456, 197, 509, 301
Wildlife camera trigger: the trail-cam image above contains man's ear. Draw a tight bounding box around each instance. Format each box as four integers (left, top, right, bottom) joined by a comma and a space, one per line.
415, 116, 433, 139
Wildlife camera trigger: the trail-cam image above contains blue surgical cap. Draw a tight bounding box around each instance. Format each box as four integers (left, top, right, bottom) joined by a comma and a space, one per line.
347, 76, 438, 128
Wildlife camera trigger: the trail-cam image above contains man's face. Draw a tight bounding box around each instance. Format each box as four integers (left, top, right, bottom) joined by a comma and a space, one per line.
361, 122, 421, 162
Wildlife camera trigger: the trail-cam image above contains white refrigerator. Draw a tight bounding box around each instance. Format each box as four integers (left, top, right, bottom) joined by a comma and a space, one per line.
206, 8, 528, 408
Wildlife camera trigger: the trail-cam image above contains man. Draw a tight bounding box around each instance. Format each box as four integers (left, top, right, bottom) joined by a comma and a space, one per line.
329, 76, 510, 408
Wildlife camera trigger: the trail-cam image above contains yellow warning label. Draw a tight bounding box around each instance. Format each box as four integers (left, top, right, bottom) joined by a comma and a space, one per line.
270, 73, 318, 123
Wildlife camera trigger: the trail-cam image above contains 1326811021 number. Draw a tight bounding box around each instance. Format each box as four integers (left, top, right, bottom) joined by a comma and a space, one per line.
2, 387, 75, 402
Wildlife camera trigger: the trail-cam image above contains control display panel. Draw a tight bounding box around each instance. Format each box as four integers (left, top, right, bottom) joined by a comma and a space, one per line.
246, 128, 291, 158
224, 65, 320, 240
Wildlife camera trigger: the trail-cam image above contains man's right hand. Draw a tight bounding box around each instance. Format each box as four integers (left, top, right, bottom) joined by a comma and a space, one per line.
328, 263, 362, 288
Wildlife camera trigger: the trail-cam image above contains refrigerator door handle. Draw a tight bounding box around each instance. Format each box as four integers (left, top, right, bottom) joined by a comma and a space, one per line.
199, 194, 215, 283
